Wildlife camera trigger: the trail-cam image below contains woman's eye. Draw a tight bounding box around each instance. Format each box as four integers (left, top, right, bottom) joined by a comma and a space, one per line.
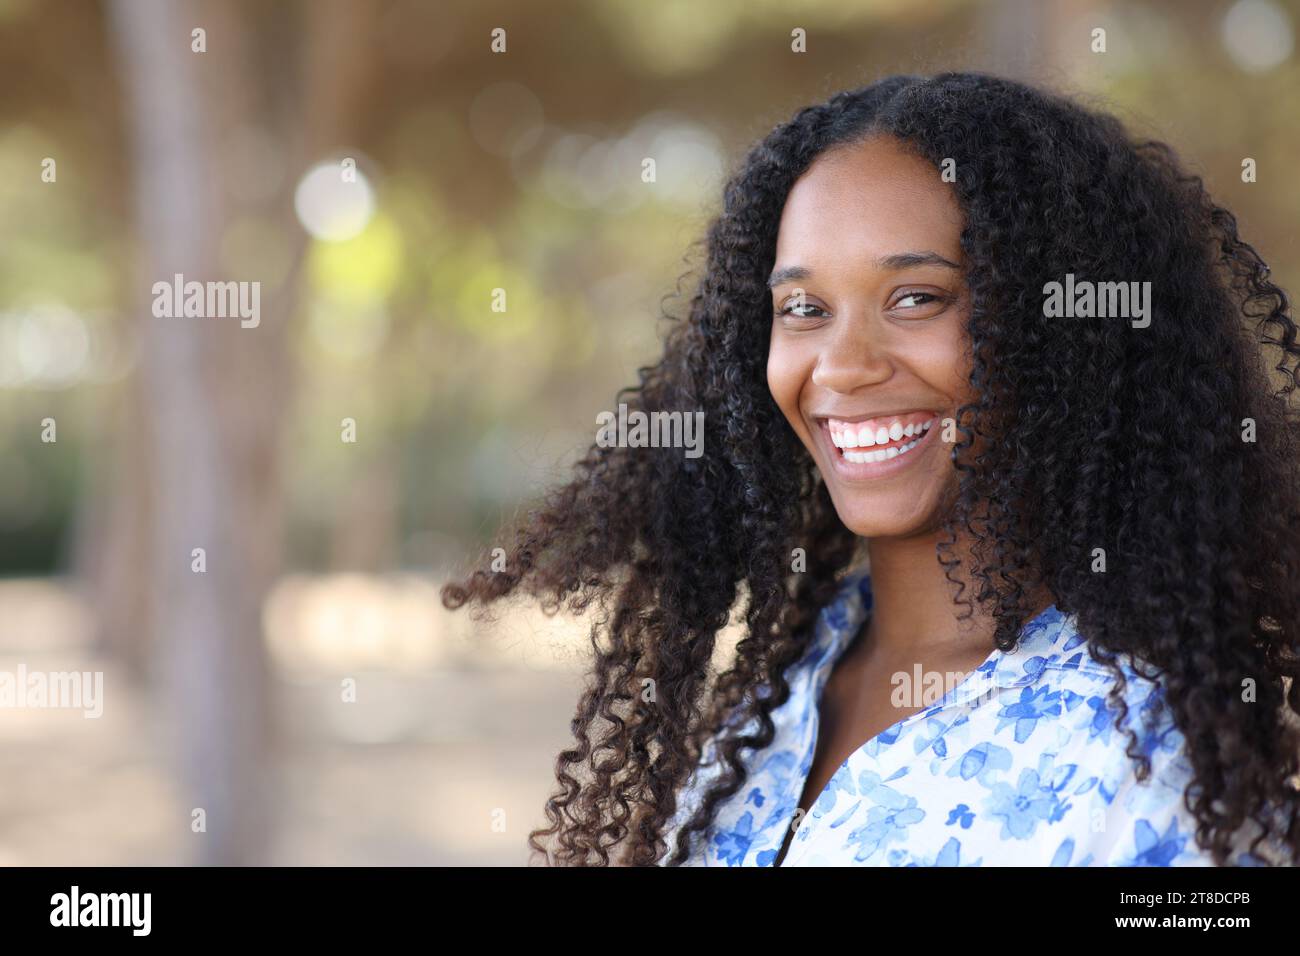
891, 291, 949, 315
896, 292, 936, 308
777, 301, 827, 319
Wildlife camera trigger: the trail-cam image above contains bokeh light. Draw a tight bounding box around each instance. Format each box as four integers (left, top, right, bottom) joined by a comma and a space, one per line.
294, 159, 377, 242
1222, 0, 1294, 72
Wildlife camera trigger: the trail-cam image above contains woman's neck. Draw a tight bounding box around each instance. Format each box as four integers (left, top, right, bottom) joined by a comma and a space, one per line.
862, 533, 1051, 666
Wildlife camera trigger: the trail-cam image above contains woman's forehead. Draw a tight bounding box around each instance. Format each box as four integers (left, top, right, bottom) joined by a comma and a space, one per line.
774, 137, 964, 278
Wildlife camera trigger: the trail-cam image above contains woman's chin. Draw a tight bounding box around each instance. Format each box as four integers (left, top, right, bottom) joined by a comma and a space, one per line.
830, 508, 943, 541
824, 484, 950, 540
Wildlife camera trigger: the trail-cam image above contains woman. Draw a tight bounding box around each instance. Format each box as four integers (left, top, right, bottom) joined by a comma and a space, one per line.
443, 73, 1300, 866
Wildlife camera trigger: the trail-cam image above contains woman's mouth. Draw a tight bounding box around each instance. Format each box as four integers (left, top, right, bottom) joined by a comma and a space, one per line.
817, 411, 941, 479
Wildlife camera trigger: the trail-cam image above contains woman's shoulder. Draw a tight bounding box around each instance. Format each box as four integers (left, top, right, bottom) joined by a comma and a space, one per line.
1060, 661, 1289, 866
660, 569, 870, 863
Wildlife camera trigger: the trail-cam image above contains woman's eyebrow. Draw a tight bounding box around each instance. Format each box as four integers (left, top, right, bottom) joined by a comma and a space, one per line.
767, 265, 812, 289
876, 251, 961, 271
767, 252, 961, 288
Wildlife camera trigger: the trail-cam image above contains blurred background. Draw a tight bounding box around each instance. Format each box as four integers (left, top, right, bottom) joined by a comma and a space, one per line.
0, 0, 1296, 865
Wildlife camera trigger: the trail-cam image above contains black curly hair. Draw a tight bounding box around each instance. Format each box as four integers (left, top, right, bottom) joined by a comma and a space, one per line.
442, 72, 1300, 866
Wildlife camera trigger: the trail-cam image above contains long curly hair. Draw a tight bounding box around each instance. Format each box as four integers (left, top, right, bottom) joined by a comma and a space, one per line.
442, 72, 1300, 866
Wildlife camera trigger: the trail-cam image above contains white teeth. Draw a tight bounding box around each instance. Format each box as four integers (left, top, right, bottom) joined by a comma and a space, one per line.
841, 434, 925, 464
829, 415, 938, 462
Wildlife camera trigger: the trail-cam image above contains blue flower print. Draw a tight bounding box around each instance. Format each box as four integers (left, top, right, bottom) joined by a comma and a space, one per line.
1122, 817, 1189, 866
913, 715, 958, 758
996, 684, 1063, 743
951, 741, 1014, 785
667, 569, 1252, 867
946, 803, 975, 829
1049, 835, 1095, 866
984, 766, 1069, 840
1050, 836, 1075, 866
895, 836, 981, 867
1082, 694, 1120, 744
712, 811, 756, 866
846, 798, 926, 862
810, 761, 857, 817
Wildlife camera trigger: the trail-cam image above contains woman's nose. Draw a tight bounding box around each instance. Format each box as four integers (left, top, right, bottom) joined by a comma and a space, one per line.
810, 316, 893, 393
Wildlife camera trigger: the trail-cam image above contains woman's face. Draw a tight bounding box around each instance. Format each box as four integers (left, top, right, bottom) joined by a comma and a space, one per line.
766, 134, 974, 539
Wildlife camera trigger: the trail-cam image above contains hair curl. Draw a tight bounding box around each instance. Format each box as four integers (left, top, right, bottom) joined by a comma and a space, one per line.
442, 72, 1300, 866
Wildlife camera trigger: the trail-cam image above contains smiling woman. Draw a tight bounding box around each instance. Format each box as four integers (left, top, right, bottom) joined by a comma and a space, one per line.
442, 72, 1300, 867
767, 135, 974, 536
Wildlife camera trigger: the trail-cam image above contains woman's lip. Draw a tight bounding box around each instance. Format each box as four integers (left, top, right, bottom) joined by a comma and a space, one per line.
815, 416, 941, 481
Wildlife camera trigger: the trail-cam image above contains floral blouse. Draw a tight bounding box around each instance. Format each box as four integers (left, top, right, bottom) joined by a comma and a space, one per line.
666, 568, 1284, 866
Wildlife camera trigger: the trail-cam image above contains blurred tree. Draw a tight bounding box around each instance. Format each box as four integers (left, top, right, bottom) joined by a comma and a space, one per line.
108, 0, 274, 866
105, 0, 383, 864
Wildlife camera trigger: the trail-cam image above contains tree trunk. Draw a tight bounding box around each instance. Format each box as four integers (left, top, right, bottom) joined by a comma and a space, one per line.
107, 0, 272, 865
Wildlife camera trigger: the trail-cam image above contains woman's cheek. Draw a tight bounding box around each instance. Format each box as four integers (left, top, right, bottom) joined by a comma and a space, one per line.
766, 341, 813, 443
